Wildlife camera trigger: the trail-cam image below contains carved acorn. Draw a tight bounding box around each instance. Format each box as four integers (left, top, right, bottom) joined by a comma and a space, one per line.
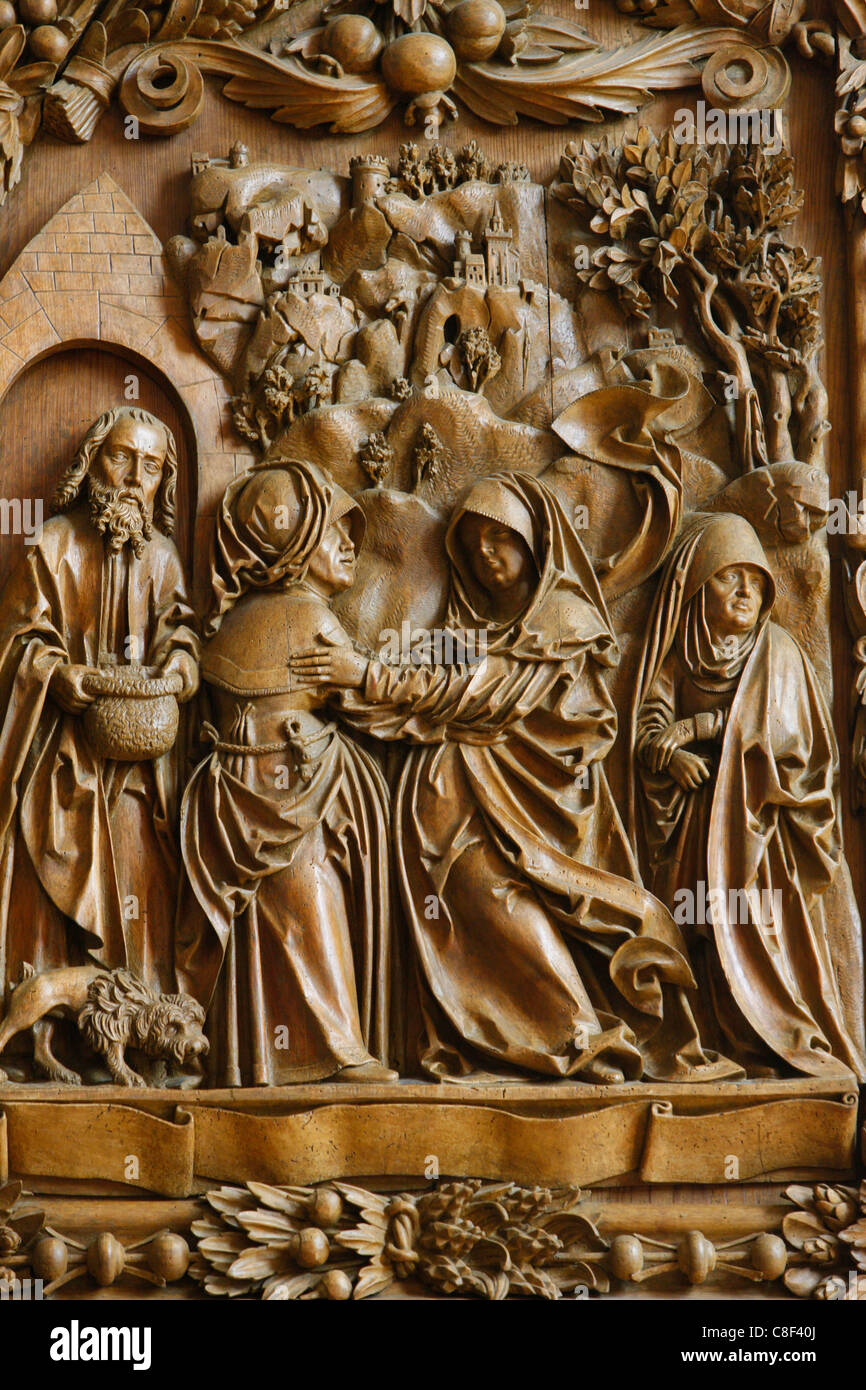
381, 33, 457, 95
296, 1227, 330, 1268
446, 0, 507, 61
309, 1187, 343, 1228
320, 15, 384, 74
321, 1269, 353, 1300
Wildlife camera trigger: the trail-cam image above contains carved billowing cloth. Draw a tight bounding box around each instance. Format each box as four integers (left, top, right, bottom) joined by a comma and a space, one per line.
177, 461, 392, 1085
342, 472, 737, 1082
0, 510, 198, 996
632, 514, 866, 1081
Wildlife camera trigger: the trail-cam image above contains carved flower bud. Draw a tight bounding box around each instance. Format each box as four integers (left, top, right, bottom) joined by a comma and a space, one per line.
802, 1234, 838, 1263
609, 1233, 644, 1279
750, 1233, 787, 1279
677, 1230, 717, 1284
814, 1187, 858, 1229
0, 1227, 20, 1255
86, 1232, 126, 1286
32, 1235, 68, 1282
814, 1274, 848, 1300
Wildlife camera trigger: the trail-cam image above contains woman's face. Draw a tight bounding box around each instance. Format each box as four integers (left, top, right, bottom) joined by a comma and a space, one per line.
703, 564, 766, 636
460, 513, 533, 599
305, 515, 357, 595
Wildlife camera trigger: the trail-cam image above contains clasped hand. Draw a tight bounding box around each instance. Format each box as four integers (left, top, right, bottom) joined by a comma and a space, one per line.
288, 646, 368, 689
646, 717, 712, 791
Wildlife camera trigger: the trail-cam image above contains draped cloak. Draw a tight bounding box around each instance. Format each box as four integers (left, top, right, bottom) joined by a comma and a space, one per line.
0, 509, 199, 999
176, 461, 392, 1085
340, 473, 740, 1082
632, 514, 866, 1081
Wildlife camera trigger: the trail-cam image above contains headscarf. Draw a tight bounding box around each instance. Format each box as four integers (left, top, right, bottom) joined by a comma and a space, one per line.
628, 512, 776, 833
204, 457, 365, 638
445, 472, 618, 667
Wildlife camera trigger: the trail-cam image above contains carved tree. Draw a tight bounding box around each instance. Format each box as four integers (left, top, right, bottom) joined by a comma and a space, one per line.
555, 128, 828, 473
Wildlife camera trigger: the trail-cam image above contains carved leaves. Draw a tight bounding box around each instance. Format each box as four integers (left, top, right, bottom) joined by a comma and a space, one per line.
190, 1178, 611, 1301
782, 1182, 866, 1300
454, 24, 738, 126
556, 128, 827, 471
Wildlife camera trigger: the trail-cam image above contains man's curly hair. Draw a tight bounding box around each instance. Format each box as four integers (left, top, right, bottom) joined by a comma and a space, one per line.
50, 407, 178, 536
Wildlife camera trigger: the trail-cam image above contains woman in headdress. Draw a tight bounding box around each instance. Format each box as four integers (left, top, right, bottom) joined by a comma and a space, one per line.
294, 472, 739, 1084
631, 512, 866, 1079
176, 459, 396, 1085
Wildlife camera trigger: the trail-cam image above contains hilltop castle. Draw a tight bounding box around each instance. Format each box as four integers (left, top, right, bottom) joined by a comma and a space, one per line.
452, 203, 520, 290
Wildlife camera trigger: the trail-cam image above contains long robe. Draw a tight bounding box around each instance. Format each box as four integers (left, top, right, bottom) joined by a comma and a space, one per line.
0, 507, 198, 998
633, 515, 866, 1080
177, 590, 393, 1086
341, 473, 738, 1082
176, 461, 392, 1085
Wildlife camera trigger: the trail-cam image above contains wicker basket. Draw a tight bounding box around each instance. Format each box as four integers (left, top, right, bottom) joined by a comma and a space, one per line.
81, 666, 183, 761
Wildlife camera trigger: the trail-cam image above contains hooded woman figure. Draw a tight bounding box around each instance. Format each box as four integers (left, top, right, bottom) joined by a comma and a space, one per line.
294, 471, 739, 1084
176, 459, 396, 1086
631, 512, 866, 1080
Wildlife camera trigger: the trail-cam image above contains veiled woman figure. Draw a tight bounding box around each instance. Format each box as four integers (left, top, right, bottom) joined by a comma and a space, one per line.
296, 472, 739, 1084
631, 512, 866, 1080
176, 460, 396, 1085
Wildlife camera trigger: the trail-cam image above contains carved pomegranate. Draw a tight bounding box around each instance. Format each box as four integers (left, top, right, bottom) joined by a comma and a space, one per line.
446, 0, 506, 61
320, 15, 384, 74
381, 33, 457, 95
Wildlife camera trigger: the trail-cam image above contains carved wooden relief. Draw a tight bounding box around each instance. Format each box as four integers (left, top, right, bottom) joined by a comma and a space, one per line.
0, 0, 863, 1322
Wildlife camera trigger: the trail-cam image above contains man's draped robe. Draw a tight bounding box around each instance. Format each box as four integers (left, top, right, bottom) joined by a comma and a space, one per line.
0, 508, 198, 1004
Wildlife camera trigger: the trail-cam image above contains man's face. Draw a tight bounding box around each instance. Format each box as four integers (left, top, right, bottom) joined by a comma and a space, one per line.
305, 515, 357, 595
90, 418, 167, 514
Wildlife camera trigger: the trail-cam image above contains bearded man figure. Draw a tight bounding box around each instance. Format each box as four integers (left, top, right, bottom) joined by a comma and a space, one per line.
0, 407, 199, 1082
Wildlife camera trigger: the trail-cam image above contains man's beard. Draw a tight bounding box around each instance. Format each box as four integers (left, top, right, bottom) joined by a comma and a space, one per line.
88, 477, 153, 557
